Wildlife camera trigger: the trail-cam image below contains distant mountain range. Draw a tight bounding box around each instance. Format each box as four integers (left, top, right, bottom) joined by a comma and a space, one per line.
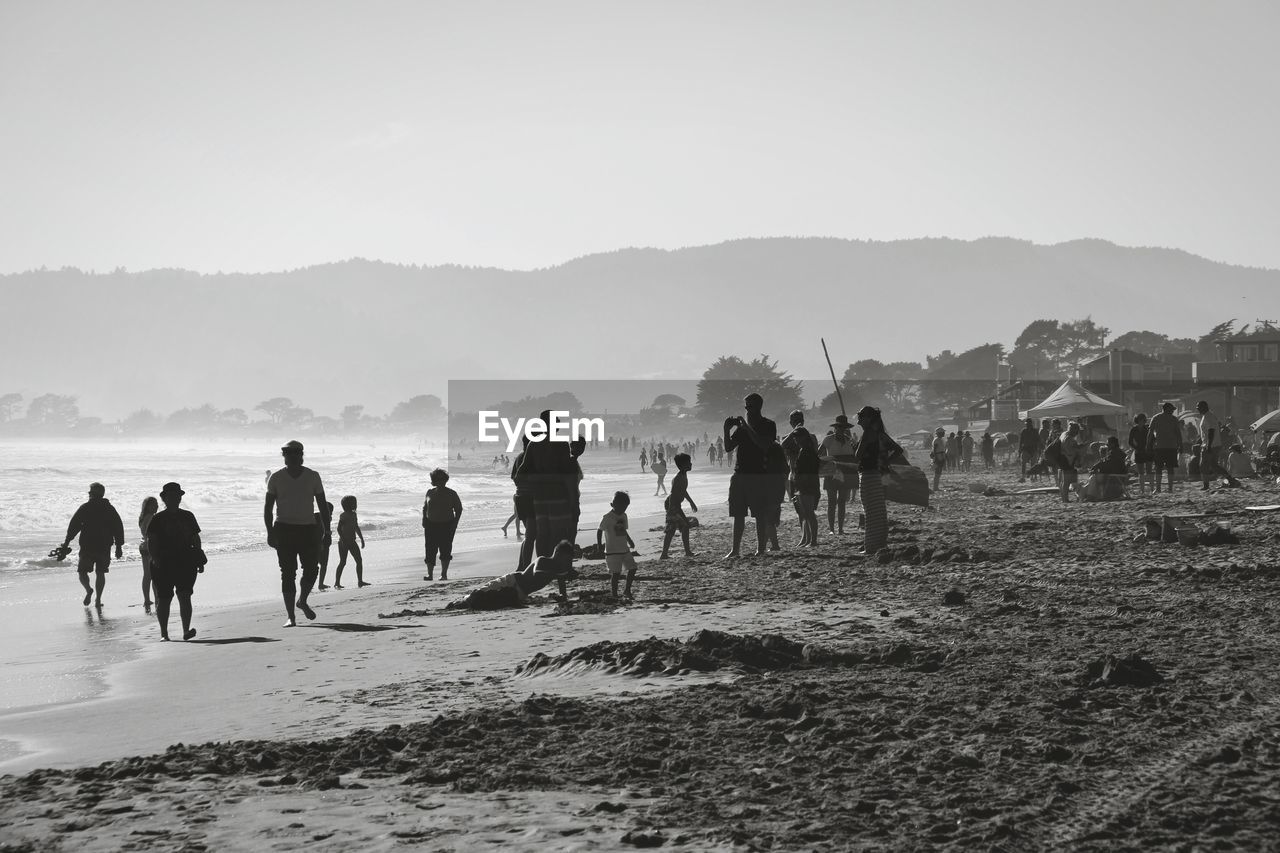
4, 237, 1277, 419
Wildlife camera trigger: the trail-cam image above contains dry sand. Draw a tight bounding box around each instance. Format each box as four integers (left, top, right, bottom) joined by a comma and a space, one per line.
3, 470, 1280, 851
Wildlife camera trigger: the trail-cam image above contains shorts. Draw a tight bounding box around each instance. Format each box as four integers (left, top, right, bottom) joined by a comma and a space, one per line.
423, 519, 456, 564
274, 522, 319, 572
152, 567, 197, 597
605, 553, 637, 577
1019, 449, 1036, 463
727, 472, 770, 519
1153, 449, 1179, 470
513, 494, 535, 523
78, 550, 110, 574
664, 510, 690, 534
824, 474, 856, 501
793, 493, 817, 514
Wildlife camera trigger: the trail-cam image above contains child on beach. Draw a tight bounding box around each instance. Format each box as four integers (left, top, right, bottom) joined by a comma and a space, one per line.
333, 496, 367, 588
423, 468, 463, 581
598, 491, 638, 597
316, 501, 335, 590
660, 454, 698, 559
651, 453, 668, 496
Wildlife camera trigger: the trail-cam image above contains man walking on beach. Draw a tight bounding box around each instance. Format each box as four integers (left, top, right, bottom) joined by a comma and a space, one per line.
1017, 418, 1040, 482
61, 482, 125, 607
265, 440, 329, 627
1195, 400, 1242, 490
724, 393, 778, 559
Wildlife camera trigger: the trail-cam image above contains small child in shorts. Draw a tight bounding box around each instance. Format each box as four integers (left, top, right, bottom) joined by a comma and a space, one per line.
333, 496, 367, 588
597, 491, 637, 598
660, 453, 698, 559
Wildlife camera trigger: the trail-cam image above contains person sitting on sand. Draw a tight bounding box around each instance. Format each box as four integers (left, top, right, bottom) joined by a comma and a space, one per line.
660, 454, 698, 560
446, 540, 577, 610
1227, 444, 1255, 479
333, 495, 368, 588
1085, 436, 1129, 501
146, 482, 203, 641
61, 482, 125, 608
599, 491, 639, 597
423, 468, 463, 581
138, 495, 158, 613
265, 440, 329, 628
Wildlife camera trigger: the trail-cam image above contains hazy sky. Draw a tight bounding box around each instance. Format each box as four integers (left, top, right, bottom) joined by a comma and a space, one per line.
3, 1, 1278, 273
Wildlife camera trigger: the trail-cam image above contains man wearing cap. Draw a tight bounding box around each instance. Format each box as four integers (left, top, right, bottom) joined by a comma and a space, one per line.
723, 393, 778, 558
1147, 402, 1183, 493
146, 482, 203, 641
819, 414, 859, 534
265, 440, 330, 626
1017, 418, 1040, 482
1195, 400, 1242, 490
61, 482, 125, 607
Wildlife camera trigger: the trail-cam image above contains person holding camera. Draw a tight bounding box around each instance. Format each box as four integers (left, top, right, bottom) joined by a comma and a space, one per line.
723, 393, 778, 559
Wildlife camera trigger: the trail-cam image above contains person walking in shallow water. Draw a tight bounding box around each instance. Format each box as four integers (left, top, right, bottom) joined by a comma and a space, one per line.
61, 482, 125, 608
146, 482, 202, 641
265, 440, 329, 627
138, 495, 158, 612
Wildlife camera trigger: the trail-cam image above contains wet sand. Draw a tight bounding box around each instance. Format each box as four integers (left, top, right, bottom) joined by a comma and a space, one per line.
3, 470, 1280, 850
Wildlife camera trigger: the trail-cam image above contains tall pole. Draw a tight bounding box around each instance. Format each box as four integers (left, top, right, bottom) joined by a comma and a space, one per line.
821, 338, 846, 418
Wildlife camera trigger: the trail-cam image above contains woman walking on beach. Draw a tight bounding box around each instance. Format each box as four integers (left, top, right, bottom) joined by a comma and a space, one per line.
138, 496, 158, 613
146, 482, 202, 641
651, 453, 668, 496
856, 406, 898, 556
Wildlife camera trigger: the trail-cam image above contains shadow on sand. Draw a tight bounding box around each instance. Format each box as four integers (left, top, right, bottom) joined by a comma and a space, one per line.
187, 636, 282, 645
304, 622, 406, 633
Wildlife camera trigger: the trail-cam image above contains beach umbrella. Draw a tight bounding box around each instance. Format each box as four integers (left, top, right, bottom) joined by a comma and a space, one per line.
1250, 409, 1280, 433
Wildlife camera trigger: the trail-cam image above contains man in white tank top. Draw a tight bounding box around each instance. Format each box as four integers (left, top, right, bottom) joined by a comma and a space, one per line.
265, 440, 329, 627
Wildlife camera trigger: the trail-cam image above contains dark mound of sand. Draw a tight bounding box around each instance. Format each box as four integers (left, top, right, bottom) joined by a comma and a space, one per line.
514, 630, 946, 677
1081, 653, 1164, 689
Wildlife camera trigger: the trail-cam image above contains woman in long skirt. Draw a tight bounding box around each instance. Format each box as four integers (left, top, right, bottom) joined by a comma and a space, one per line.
856, 406, 894, 555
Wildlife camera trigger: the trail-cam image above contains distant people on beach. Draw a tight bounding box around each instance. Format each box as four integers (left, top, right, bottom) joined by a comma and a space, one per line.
146, 482, 203, 641
856, 406, 899, 556
960, 431, 974, 472
651, 453, 668, 496
315, 501, 335, 590
723, 393, 778, 558
1196, 400, 1242, 489
930, 429, 947, 493
639, 448, 648, 472
446, 540, 576, 610
1128, 413, 1153, 495
423, 468, 463, 581
138, 495, 158, 612
978, 431, 993, 470
61, 482, 125, 608
660, 454, 698, 559
1018, 418, 1040, 481
334, 495, 368, 588
819, 415, 858, 535
598, 491, 638, 597
265, 440, 329, 627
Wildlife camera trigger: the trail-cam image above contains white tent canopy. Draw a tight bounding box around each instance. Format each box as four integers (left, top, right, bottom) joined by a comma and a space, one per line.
1251, 408, 1280, 433
1021, 379, 1126, 419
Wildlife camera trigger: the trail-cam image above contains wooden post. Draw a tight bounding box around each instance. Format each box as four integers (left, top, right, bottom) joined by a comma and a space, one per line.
821, 338, 846, 417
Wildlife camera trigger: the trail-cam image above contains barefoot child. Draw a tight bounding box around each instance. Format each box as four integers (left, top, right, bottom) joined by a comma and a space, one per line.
597, 491, 638, 597
333, 496, 367, 588
660, 453, 698, 559
423, 468, 463, 581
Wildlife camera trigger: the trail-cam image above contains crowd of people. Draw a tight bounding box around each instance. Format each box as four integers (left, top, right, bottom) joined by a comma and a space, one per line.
57, 396, 1278, 632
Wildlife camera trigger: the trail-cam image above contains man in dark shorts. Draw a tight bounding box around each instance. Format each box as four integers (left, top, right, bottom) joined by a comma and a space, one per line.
146, 482, 203, 641
1147, 402, 1183, 493
724, 393, 778, 559
1017, 418, 1040, 482
61, 482, 125, 608
265, 440, 329, 627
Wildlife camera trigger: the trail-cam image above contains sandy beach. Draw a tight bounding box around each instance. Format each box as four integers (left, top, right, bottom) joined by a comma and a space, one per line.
3, 467, 1280, 850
